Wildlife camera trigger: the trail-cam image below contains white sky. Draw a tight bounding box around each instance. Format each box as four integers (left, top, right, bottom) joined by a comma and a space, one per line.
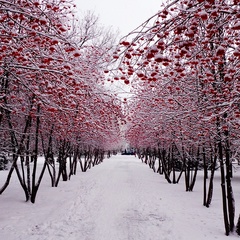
74, 0, 162, 37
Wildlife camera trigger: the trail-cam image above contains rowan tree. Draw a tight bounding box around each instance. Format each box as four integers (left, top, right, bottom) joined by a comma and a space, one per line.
0, 0, 123, 203
116, 0, 239, 235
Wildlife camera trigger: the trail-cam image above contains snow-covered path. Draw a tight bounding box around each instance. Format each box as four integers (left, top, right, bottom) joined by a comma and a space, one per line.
79, 155, 173, 240
32, 155, 174, 240
1, 155, 240, 240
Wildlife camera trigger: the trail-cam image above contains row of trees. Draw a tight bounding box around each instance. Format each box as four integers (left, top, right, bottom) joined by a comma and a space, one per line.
116, 0, 239, 236
0, 0, 123, 203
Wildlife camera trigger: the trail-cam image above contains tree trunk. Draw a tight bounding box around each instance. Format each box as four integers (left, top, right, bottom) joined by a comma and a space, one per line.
203, 146, 208, 206
159, 148, 172, 184
217, 117, 230, 235
206, 146, 217, 208
189, 162, 198, 191
69, 147, 78, 179
31, 105, 40, 202
224, 124, 235, 232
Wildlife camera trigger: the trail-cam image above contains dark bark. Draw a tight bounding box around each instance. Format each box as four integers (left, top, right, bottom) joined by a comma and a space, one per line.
26, 133, 31, 194
41, 127, 56, 187
69, 147, 78, 180
189, 162, 198, 191
224, 126, 235, 232
31, 160, 47, 203
203, 146, 208, 206
206, 146, 217, 207
31, 105, 40, 202
236, 215, 240, 235
159, 148, 172, 184
55, 140, 70, 186
0, 102, 32, 199
184, 160, 190, 191
218, 117, 230, 236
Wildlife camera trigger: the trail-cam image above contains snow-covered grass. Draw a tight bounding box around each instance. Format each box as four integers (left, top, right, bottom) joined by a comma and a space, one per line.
0, 155, 239, 240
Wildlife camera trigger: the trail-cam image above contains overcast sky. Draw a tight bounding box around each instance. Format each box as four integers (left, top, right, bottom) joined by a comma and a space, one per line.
74, 0, 162, 37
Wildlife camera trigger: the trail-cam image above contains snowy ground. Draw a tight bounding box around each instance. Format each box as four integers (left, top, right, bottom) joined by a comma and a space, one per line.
0, 155, 240, 240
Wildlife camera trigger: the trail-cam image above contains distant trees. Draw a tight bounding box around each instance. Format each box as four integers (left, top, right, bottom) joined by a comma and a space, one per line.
116, 0, 239, 236
0, 0, 123, 203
